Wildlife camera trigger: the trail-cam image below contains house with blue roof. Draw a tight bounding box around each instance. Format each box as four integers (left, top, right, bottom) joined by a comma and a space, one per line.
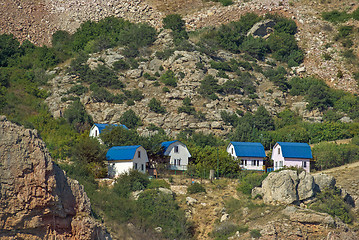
89, 123, 128, 143
161, 140, 191, 171
106, 145, 148, 178
271, 142, 312, 172
227, 142, 266, 171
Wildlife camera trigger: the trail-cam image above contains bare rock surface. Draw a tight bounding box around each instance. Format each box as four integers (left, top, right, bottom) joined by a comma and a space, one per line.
0, 116, 110, 240
253, 170, 341, 205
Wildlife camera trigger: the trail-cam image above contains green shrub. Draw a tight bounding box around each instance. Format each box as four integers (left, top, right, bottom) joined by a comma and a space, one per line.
67, 84, 88, 95
178, 97, 196, 115
113, 59, 130, 71
187, 182, 206, 194
147, 179, 170, 189
160, 70, 177, 87
310, 187, 353, 224
143, 72, 157, 80
148, 98, 166, 114
322, 10, 350, 23
263, 66, 289, 92
136, 189, 191, 239
162, 86, 170, 93
250, 229, 262, 238
163, 14, 188, 44
198, 75, 220, 98
155, 48, 175, 60
63, 100, 93, 132
211, 222, 248, 240
120, 109, 142, 129
237, 172, 268, 195
113, 170, 150, 198
312, 142, 359, 170
240, 35, 268, 60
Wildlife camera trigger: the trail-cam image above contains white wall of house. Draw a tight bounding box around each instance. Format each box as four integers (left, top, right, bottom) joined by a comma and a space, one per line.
165, 142, 191, 171
227, 144, 265, 171
107, 147, 148, 177
89, 125, 100, 138
108, 161, 133, 178
271, 144, 310, 172
238, 157, 265, 171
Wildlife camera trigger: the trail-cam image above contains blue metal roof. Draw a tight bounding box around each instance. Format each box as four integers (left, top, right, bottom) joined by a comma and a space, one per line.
161, 140, 178, 153
277, 142, 312, 159
94, 123, 128, 134
106, 145, 141, 161
230, 142, 266, 158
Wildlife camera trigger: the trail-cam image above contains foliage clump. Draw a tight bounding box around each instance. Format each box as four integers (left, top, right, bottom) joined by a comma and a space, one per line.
119, 109, 142, 129
187, 182, 206, 194
237, 172, 268, 195
310, 187, 354, 224
148, 97, 166, 114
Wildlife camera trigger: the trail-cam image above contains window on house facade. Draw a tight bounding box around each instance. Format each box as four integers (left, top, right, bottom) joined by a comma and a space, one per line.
178, 159, 181, 166
141, 164, 144, 171
95, 130, 98, 137
134, 163, 138, 169
174, 159, 176, 165
244, 160, 247, 166
275, 162, 277, 168
279, 161, 283, 167
138, 151, 141, 158
231, 148, 233, 154
174, 146, 179, 153
303, 161, 307, 168
278, 148, 281, 154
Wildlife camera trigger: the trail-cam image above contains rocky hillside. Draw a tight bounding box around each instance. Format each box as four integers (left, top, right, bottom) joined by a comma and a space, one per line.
1, 0, 358, 93
169, 170, 358, 240
0, 116, 110, 239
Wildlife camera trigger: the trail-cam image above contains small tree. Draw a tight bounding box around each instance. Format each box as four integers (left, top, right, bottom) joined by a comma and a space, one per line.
148, 98, 166, 114
72, 135, 107, 178
63, 100, 93, 133
120, 109, 142, 129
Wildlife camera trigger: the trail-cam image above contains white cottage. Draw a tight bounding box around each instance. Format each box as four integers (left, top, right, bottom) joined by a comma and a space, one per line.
161, 141, 191, 171
227, 142, 266, 171
271, 142, 312, 172
89, 123, 128, 143
106, 145, 148, 178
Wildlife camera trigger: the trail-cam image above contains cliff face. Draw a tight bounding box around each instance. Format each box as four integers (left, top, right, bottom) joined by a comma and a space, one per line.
0, 115, 110, 239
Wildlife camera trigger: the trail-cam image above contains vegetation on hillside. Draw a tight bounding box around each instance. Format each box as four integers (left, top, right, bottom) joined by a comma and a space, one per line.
1, 11, 359, 238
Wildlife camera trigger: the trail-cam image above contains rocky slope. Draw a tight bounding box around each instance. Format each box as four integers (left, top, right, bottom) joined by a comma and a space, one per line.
0, 115, 110, 239
169, 173, 358, 240
1, 0, 358, 93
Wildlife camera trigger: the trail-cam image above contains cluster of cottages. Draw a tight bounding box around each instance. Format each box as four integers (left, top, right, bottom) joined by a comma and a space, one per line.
90, 123, 313, 178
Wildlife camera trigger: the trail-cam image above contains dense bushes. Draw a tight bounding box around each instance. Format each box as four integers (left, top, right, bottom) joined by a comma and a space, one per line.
119, 109, 142, 129
196, 13, 302, 66
312, 142, 359, 170
160, 70, 177, 87
187, 182, 206, 194
71, 17, 157, 52
310, 187, 353, 224
237, 172, 268, 195
63, 100, 93, 133
148, 97, 166, 114
163, 14, 188, 45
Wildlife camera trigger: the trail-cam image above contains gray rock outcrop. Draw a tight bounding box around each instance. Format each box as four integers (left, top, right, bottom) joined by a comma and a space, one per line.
252, 170, 338, 205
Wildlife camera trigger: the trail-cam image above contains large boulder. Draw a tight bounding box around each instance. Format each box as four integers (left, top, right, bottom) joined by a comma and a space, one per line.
253, 170, 337, 205
313, 173, 336, 192
260, 170, 299, 204
0, 116, 111, 239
